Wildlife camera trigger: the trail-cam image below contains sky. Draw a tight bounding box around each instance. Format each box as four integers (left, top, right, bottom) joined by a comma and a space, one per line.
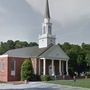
0, 0, 90, 45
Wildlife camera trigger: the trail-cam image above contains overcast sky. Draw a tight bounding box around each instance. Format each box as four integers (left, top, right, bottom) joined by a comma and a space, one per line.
0, 0, 90, 45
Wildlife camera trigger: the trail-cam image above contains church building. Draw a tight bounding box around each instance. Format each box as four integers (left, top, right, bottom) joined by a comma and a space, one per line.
0, 0, 69, 82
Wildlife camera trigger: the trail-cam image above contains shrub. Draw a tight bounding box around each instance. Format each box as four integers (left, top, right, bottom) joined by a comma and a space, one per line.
86, 72, 90, 77
21, 59, 33, 81
40, 75, 50, 81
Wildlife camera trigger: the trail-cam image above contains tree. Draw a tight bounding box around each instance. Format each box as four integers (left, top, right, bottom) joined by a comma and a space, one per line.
61, 42, 71, 51
68, 51, 77, 73
7, 40, 15, 49
21, 59, 33, 81
0, 42, 9, 54
0, 40, 38, 55
85, 53, 90, 71
15, 40, 24, 48
61, 42, 88, 76
77, 53, 86, 74
29, 42, 38, 47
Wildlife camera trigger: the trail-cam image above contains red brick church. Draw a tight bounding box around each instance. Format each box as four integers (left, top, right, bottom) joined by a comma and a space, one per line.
0, 0, 69, 82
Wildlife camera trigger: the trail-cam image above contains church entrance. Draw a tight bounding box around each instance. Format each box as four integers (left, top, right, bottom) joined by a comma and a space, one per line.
48, 64, 55, 76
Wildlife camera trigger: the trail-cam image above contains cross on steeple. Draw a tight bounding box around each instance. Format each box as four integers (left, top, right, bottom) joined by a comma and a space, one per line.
44, 0, 50, 19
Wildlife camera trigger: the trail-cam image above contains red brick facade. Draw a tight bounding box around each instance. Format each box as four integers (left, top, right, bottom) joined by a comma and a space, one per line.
0, 56, 38, 82
8, 57, 25, 81
0, 56, 8, 82
0, 56, 66, 82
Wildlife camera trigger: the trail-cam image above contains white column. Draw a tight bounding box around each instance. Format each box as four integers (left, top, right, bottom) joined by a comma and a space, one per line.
39, 59, 41, 75
59, 60, 62, 76
52, 60, 55, 76
43, 58, 46, 75
66, 61, 69, 76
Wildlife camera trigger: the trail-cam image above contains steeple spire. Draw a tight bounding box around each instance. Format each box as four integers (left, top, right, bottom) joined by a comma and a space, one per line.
44, 0, 50, 19
39, 0, 56, 48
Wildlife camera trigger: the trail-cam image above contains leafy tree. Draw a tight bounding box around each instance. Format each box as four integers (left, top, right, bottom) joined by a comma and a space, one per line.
82, 43, 90, 53
86, 53, 90, 65
21, 41, 29, 47
68, 51, 77, 72
77, 53, 86, 74
21, 59, 33, 81
0, 42, 9, 54
29, 42, 38, 47
61, 42, 90, 75
0, 40, 38, 55
85, 52, 90, 71
15, 40, 24, 48
61, 42, 71, 51
7, 40, 15, 49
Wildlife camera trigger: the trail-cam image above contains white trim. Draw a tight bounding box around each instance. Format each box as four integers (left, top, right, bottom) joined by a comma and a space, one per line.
51, 59, 55, 76
40, 58, 45, 60
59, 60, 62, 76
40, 57, 68, 61
66, 61, 68, 75
0, 55, 8, 58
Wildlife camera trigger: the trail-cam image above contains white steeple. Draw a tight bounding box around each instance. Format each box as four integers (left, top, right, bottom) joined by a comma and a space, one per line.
39, 0, 56, 48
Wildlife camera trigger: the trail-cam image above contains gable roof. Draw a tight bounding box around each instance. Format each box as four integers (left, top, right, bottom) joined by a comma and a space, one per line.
3, 44, 69, 60
4, 46, 46, 58
39, 45, 69, 60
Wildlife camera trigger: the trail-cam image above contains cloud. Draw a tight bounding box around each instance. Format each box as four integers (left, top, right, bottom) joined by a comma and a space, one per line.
25, 0, 90, 44
26, 0, 90, 21
0, 7, 7, 14
0, 0, 89, 44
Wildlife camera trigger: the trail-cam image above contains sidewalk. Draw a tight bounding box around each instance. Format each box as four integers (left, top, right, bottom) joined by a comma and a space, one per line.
0, 82, 89, 90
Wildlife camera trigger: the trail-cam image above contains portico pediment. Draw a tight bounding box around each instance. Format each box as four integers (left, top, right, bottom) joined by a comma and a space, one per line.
39, 45, 69, 60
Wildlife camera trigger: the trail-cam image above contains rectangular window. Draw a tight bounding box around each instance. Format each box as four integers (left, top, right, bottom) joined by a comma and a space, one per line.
0, 62, 4, 71
11, 60, 16, 76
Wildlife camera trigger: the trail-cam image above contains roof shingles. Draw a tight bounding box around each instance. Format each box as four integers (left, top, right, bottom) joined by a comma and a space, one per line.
4, 45, 69, 60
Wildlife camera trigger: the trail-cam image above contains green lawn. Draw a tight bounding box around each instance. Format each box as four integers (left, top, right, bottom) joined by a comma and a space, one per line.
48, 79, 90, 88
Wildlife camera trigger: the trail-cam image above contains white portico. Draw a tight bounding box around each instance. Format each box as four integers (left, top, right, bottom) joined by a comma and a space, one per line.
38, 45, 69, 76
38, 0, 69, 77
41, 59, 69, 76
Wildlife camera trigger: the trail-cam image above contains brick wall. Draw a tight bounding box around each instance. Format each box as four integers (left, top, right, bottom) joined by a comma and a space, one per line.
0, 56, 61, 82
8, 57, 27, 81
0, 56, 38, 82
8, 57, 38, 81
0, 56, 8, 82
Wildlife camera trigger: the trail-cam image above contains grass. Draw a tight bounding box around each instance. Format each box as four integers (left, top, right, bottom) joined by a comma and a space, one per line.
48, 79, 90, 88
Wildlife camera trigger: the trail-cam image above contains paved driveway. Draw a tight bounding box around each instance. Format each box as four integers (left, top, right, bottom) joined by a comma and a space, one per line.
0, 82, 89, 90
